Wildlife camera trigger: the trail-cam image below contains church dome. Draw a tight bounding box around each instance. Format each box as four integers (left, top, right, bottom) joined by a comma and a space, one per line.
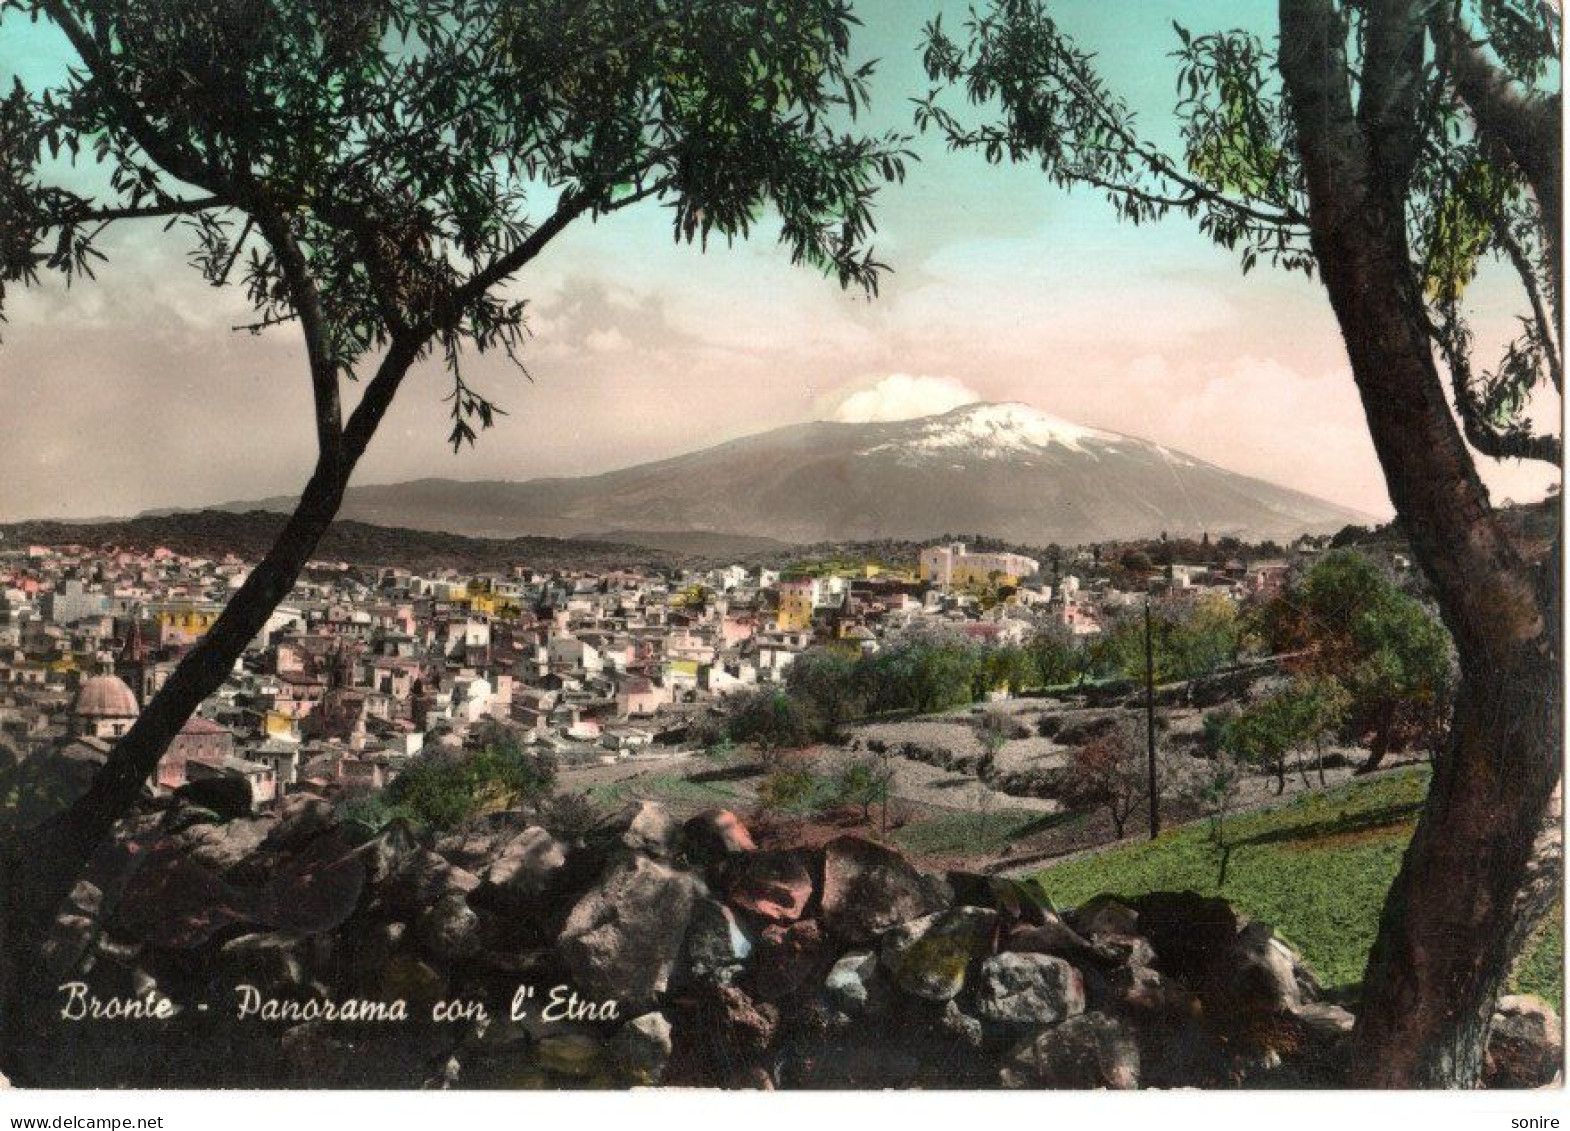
74, 674, 140, 719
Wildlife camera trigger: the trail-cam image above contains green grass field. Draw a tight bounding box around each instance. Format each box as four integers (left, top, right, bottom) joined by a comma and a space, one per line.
896, 807, 1086, 858
1033, 767, 1564, 1010
588, 774, 743, 808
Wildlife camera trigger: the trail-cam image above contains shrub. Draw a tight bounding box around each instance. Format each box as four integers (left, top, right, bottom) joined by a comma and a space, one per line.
539, 790, 602, 840
1201, 705, 1239, 756
335, 790, 410, 842
756, 767, 826, 813
726, 689, 820, 754
386, 742, 558, 831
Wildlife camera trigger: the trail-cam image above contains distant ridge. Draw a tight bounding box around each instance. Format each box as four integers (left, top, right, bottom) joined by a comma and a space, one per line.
0, 511, 681, 573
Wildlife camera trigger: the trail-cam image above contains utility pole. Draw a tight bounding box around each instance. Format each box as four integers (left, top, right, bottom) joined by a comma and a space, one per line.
1144, 600, 1160, 840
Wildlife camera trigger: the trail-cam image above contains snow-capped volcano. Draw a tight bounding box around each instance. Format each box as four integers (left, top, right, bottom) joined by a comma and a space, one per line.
181, 401, 1373, 545
866, 402, 1122, 460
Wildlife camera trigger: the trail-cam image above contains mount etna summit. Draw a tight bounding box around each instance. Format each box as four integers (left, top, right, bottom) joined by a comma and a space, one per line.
165, 403, 1370, 545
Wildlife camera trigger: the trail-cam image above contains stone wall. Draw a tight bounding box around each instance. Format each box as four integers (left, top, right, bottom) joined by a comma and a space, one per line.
3, 794, 1559, 1090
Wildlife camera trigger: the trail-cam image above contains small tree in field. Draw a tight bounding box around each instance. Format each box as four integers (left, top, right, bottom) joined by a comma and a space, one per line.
1064, 720, 1147, 840
833, 756, 892, 823
976, 706, 1015, 777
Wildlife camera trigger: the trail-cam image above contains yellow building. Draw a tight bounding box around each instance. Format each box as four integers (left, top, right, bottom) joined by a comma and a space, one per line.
264, 710, 302, 740
775, 579, 816, 632
155, 603, 222, 646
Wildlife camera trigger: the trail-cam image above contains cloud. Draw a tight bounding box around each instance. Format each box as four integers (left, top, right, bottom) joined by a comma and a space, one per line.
830, 374, 981, 423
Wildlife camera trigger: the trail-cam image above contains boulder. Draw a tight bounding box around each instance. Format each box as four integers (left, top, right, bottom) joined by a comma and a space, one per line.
253, 831, 366, 936
1282, 1000, 1356, 1075
176, 817, 272, 874
417, 891, 483, 962
535, 1032, 604, 1078
378, 952, 448, 1010
1288, 1000, 1355, 1041
1000, 1011, 1141, 1089
111, 840, 251, 948
681, 897, 753, 985
266, 796, 337, 850
435, 821, 523, 872
43, 879, 106, 978
725, 850, 814, 923
611, 1012, 673, 1085
1486, 994, 1564, 1089
1130, 890, 1244, 980
750, 918, 832, 1000
1103, 959, 1198, 1018
356, 820, 425, 883
219, 931, 307, 994
557, 855, 705, 1003
946, 873, 1058, 926
684, 809, 756, 862
824, 951, 887, 1017
280, 1022, 353, 1084
63, 878, 104, 920
879, 906, 996, 1002
372, 845, 480, 917
695, 983, 778, 1058
481, 827, 567, 904
973, 952, 1085, 1027
1003, 916, 1123, 969
1215, 920, 1303, 1015
940, 999, 986, 1051
620, 800, 682, 859
40, 912, 98, 982
349, 920, 407, 988
821, 836, 952, 944
1068, 895, 1140, 939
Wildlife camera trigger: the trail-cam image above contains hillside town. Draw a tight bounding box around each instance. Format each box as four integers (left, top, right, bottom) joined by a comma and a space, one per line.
0, 535, 1315, 814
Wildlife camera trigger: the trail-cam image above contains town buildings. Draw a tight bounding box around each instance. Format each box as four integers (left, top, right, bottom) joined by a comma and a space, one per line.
0, 532, 1328, 815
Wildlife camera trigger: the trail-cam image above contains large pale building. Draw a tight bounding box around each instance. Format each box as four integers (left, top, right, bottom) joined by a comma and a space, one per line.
918, 543, 1040, 588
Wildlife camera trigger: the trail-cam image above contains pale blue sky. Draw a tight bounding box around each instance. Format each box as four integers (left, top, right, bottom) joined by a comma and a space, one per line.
0, 2, 1555, 521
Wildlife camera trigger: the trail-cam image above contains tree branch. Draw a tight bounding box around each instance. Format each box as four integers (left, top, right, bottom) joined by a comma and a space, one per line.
1452, 375, 1563, 463
1280, 0, 1369, 210
339, 182, 669, 466
249, 204, 343, 467
1359, 0, 1433, 183
339, 333, 423, 467
1045, 38, 1309, 229
40, 2, 243, 206
1494, 217, 1563, 394
439, 179, 667, 330
1434, 311, 1563, 464
41, 194, 227, 226
1430, 0, 1562, 293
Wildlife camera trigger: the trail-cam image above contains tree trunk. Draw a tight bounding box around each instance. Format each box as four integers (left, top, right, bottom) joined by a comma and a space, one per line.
1349, 656, 1561, 1086
1359, 708, 1393, 775
1281, 0, 1562, 1085
8, 460, 347, 930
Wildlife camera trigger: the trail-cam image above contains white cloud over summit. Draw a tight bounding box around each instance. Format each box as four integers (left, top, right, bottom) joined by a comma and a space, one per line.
831, 374, 981, 423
